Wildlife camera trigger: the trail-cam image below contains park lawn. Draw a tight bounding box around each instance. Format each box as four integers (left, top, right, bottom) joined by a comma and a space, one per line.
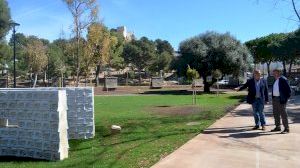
0, 92, 245, 168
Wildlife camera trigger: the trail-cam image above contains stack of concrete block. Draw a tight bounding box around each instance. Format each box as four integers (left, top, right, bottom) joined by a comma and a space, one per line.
0, 87, 95, 140
0, 90, 69, 160
65, 88, 95, 139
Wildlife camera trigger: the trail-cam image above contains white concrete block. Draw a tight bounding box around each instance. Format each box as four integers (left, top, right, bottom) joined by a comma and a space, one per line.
0, 89, 69, 161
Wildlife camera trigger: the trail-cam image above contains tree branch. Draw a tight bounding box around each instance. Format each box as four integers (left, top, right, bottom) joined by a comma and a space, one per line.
292, 0, 300, 22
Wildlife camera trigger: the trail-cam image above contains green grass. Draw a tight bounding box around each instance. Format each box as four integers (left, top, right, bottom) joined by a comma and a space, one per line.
0, 92, 245, 168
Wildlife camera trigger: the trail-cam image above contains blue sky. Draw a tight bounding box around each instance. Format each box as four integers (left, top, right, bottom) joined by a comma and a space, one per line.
7, 0, 300, 49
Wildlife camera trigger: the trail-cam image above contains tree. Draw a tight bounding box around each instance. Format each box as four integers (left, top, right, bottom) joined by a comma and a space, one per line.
0, 41, 11, 75
86, 22, 110, 86
81, 43, 94, 86
0, 0, 11, 77
63, 0, 99, 86
213, 69, 222, 96
108, 31, 125, 70
245, 33, 287, 76
286, 29, 300, 75
186, 65, 199, 82
8, 33, 28, 78
0, 0, 11, 40
271, 29, 300, 76
149, 39, 174, 75
155, 39, 174, 55
47, 42, 67, 86
123, 37, 156, 85
176, 31, 252, 92
25, 39, 48, 87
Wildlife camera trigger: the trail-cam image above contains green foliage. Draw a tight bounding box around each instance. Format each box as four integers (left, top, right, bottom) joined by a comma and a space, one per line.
109, 30, 125, 70
124, 37, 156, 70
186, 65, 199, 81
123, 37, 156, 84
0, 41, 11, 72
51, 39, 72, 77
25, 38, 48, 87
149, 39, 175, 74
277, 29, 300, 61
25, 38, 48, 73
175, 31, 252, 92
0, 0, 11, 40
47, 43, 66, 78
155, 39, 174, 55
6, 33, 67, 82
212, 69, 222, 79
246, 29, 300, 75
63, 0, 99, 86
8, 33, 28, 77
245, 33, 287, 64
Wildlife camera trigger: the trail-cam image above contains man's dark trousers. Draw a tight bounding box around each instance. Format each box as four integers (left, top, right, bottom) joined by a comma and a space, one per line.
272, 97, 289, 129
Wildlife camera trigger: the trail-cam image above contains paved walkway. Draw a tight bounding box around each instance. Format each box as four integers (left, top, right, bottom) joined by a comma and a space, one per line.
152, 96, 300, 168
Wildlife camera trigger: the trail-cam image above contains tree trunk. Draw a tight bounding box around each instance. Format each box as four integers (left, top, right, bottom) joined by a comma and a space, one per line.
203, 76, 211, 93
76, 38, 80, 87
282, 61, 287, 77
33, 73, 38, 88
30, 73, 33, 88
288, 60, 294, 77
75, 12, 80, 87
126, 71, 128, 86
216, 79, 219, 96
85, 74, 87, 87
72, 75, 75, 86
95, 65, 101, 87
138, 69, 142, 86
61, 71, 64, 87
43, 71, 47, 87
267, 62, 271, 76
204, 83, 211, 93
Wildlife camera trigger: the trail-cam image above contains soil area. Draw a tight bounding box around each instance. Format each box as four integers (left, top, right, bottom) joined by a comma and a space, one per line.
147, 105, 204, 116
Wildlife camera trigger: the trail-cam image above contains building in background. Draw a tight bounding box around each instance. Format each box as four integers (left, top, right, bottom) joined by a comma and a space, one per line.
112, 26, 135, 42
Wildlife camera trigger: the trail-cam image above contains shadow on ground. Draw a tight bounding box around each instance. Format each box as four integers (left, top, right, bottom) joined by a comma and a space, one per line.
0, 156, 47, 162
204, 126, 281, 139
203, 96, 300, 139
142, 90, 228, 95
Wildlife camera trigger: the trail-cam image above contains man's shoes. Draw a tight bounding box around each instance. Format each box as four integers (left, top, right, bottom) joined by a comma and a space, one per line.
281, 128, 290, 134
270, 127, 281, 132
252, 126, 259, 130
262, 126, 266, 131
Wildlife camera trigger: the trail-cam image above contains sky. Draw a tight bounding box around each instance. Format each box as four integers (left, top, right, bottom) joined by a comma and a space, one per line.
6, 0, 300, 50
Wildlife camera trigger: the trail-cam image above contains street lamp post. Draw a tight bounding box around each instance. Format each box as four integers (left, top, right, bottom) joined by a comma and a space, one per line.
10, 21, 20, 88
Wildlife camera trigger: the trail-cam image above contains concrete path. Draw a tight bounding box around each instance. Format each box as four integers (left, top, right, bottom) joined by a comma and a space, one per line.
152, 96, 300, 168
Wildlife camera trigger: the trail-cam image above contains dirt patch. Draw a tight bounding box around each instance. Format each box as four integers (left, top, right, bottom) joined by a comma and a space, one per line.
186, 121, 202, 126
147, 105, 204, 116
94, 85, 234, 96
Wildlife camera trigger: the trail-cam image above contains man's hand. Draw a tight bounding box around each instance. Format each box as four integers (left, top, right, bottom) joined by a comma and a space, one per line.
265, 101, 269, 105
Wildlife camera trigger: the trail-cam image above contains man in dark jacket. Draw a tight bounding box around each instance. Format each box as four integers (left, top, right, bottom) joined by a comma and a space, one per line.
271, 69, 291, 134
235, 70, 269, 130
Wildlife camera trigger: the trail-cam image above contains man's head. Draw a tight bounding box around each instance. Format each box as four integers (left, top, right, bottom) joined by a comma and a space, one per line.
273, 69, 281, 79
253, 70, 261, 81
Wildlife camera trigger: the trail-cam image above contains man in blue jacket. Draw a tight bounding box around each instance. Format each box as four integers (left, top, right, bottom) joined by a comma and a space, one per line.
235, 70, 269, 130
271, 69, 291, 134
